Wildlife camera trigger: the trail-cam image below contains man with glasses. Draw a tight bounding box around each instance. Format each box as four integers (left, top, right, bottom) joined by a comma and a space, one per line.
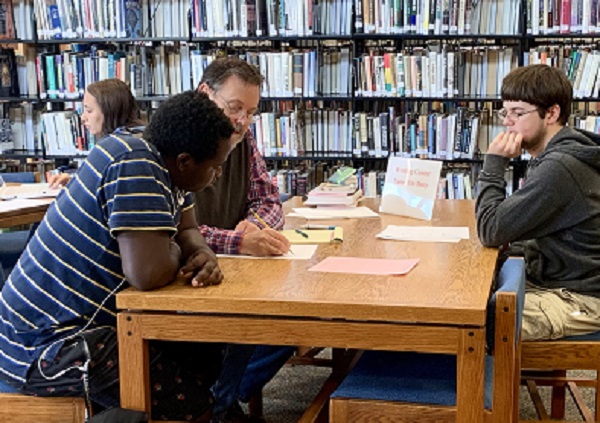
196, 58, 293, 423
196, 57, 290, 258
476, 64, 600, 341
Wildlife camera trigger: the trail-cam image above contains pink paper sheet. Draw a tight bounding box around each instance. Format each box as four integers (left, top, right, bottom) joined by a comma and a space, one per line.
308, 257, 419, 275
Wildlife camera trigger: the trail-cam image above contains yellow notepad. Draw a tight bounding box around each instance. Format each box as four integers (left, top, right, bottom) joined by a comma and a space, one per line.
282, 227, 344, 244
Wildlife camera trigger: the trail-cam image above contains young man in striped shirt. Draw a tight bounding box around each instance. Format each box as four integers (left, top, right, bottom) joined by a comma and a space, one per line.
0, 90, 235, 421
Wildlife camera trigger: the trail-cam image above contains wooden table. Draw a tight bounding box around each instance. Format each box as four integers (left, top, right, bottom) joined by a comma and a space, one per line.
117, 199, 499, 422
0, 185, 52, 228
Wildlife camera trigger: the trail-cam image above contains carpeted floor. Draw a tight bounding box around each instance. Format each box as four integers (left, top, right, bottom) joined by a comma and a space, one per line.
247, 353, 596, 422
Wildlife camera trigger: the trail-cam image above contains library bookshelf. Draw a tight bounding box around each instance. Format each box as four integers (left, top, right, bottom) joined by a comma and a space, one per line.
0, 0, 598, 198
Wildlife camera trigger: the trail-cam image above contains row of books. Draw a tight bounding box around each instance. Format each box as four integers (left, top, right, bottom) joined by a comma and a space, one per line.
355, 0, 521, 35
27, 44, 196, 99
39, 110, 95, 155
524, 47, 600, 99
0, 104, 94, 154
0, 103, 37, 153
441, 170, 476, 199
20, 46, 357, 99
355, 45, 518, 98
527, 0, 600, 35
33, 0, 147, 40
255, 108, 600, 160
12, 0, 600, 42
191, 0, 353, 37
9, 43, 600, 100
4, 105, 597, 159
269, 164, 491, 200
438, 165, 523, 199
253, 109, 353, 157
573, 113, 600, 133
1, 0, 35, 40
258, 49, 352, 97
147, 0, 189, 38
32, 0, 355, 40
250, 107, 490, 160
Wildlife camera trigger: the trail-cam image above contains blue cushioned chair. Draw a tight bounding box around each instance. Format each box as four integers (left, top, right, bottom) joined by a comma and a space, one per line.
1, 172, 40, 183
0, 377, 86, 422
330, 257, 526, 423
521, 328, 600, 421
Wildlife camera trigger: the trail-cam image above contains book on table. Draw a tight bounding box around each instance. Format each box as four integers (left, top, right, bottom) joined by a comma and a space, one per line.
304, 183, 363, 206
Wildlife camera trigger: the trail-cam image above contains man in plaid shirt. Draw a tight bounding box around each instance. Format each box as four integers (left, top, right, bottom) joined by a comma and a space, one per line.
197, 58, 294, 423
196, 58, 290, 258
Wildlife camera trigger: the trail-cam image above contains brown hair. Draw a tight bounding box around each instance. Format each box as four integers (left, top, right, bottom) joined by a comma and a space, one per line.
85, 79, 144, 137
199, 57, 263, 90
501, 64, 572, 125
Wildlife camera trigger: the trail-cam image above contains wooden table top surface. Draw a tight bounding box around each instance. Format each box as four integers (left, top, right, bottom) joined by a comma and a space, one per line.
0, 184, 53, 228
117, 199, 498, 326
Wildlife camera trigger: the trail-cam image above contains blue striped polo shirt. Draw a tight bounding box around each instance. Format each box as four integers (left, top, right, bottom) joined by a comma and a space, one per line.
0, 130, 193, 384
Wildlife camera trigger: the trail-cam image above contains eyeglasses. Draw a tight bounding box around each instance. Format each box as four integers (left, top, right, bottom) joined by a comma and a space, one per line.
496, 108, 539, 121
212, 90, 259, 123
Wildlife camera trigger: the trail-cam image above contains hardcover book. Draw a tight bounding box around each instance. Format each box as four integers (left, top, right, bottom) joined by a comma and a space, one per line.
0, 0, 15, 39
125, 0, 141, 38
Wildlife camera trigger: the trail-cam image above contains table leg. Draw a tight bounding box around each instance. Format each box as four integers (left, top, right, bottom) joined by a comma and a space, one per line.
118, 312, 150, 414
457, 327, 485, 423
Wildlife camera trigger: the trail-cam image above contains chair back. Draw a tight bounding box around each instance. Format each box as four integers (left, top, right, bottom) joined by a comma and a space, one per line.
487, 257, 527, 350
329, 257, 527, 423
489, 258, 526, 422
1, 172, 40, 183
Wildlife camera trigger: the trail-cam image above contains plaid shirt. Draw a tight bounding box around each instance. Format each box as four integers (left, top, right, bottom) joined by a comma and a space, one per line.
199, 132, 284, 254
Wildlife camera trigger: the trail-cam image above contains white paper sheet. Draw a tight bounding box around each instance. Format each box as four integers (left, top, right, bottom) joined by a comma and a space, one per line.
0, 183, 61, 200
0, 198, 50, 213
376, 225, 470, 243
288, 206, 379, 220
218, 244, 318, 260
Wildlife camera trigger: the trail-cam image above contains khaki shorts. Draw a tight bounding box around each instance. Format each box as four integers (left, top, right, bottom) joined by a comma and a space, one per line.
522, 282, 600, 341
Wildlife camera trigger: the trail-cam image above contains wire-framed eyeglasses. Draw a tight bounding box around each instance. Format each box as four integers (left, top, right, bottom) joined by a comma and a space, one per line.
496, 108, 539, 121
212, 90, 259, 122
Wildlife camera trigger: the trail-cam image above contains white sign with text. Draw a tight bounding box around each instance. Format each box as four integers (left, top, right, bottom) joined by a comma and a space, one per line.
379, 157, 443, 220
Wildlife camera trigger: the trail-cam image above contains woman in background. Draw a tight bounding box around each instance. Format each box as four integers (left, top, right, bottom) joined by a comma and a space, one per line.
49, 78, 144, 187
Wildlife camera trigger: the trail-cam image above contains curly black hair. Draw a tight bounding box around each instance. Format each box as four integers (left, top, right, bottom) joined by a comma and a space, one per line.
144, 91, 234, 163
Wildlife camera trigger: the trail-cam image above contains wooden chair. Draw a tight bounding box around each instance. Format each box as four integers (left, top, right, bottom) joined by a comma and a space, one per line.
520, 332, 600, 422
0, 378, 86, 423
329, 257, 526, 423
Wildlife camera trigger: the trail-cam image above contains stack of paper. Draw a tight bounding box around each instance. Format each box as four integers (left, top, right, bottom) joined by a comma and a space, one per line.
304, 183, 363, 206
376, 226, 470, 243
289, 206, 379, 220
